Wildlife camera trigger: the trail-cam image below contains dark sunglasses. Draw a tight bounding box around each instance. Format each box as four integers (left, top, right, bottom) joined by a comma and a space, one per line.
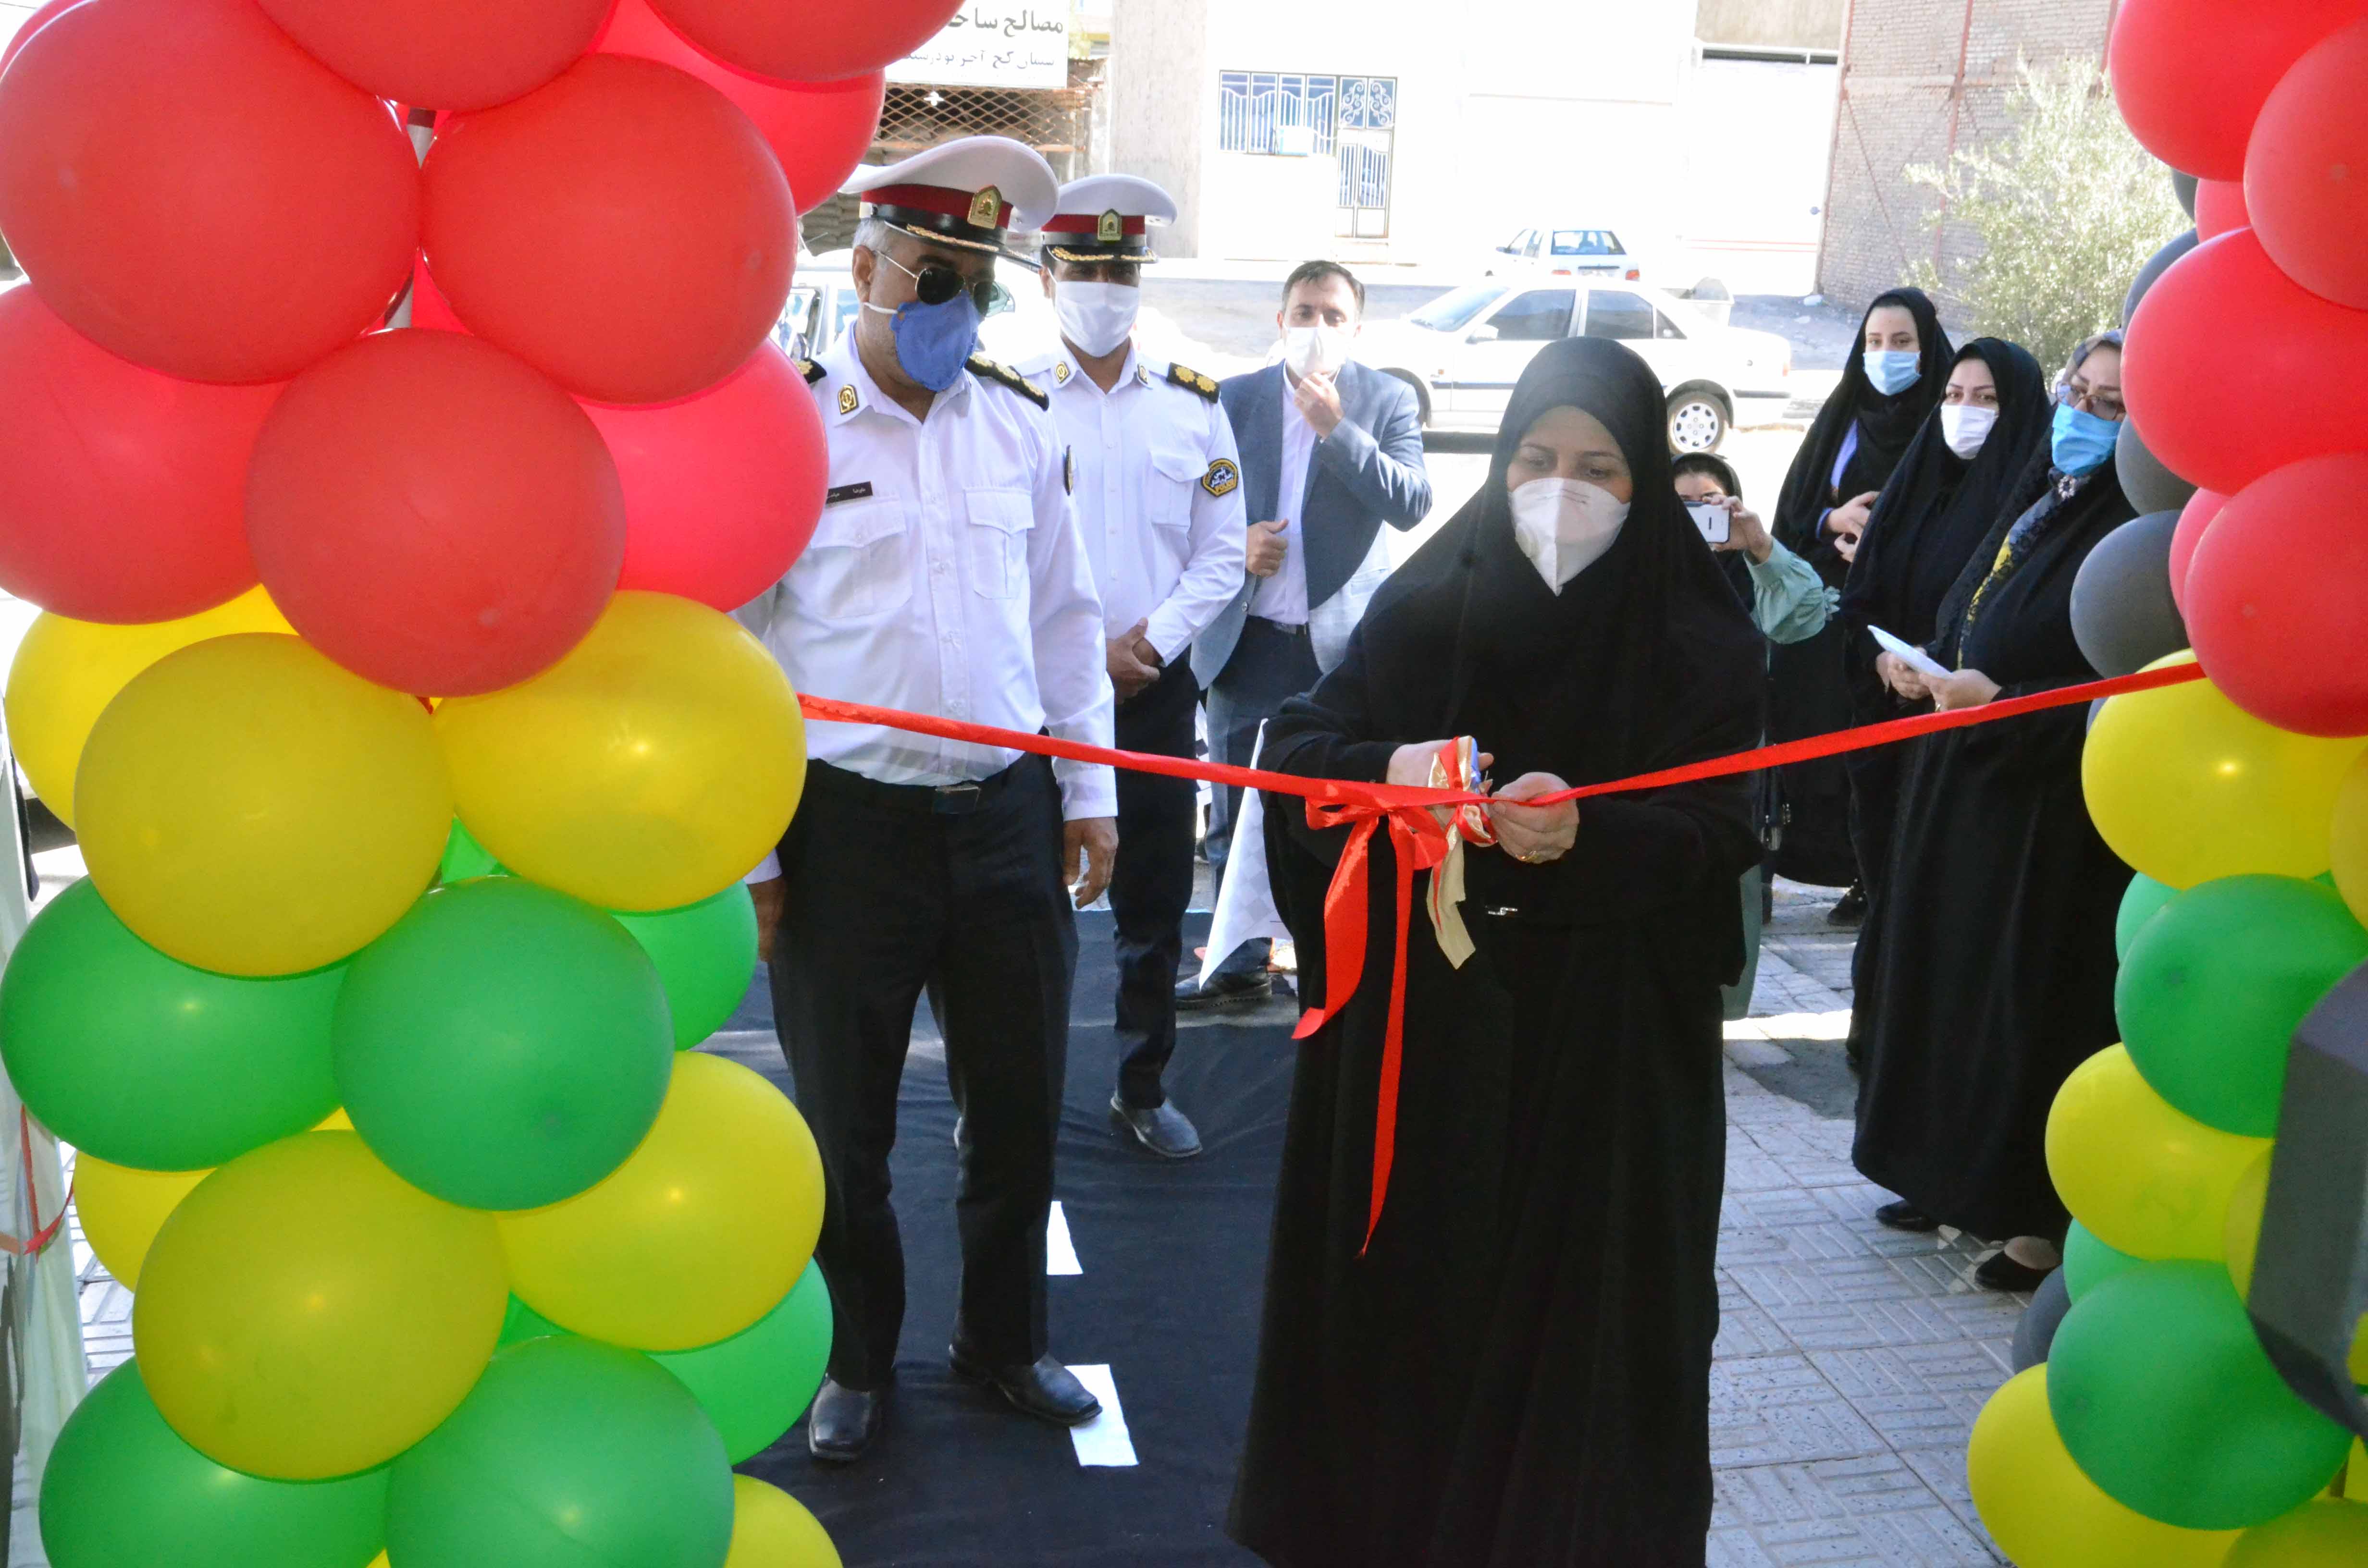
881, 253, 1013, 318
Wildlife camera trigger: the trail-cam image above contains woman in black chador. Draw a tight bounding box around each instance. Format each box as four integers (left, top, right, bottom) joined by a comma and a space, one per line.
1764, 289, 1952, 904
1227, 337, 1764, 1568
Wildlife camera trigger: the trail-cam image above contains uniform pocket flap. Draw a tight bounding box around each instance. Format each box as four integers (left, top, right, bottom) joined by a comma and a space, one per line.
964, 488, 1035, 533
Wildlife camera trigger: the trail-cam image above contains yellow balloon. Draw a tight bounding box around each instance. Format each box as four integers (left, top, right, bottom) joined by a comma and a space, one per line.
2223, 1150, 2368, 1383
2084, 651, 2365, 887
725, 1475, 842, 1568
314, 1107, 353, 1131
74, 634, 451, 976
1970, 1366, 2241, 1567
500, 1052, 822, 1351
72, 1154, 207, 1287
2327, 750, 2368, 928
2047, 1044, 2269, 1260
435, 592, 804, 912
2, 588, 289, 828
2224, 1498, 2368, 1565
133, 1131, 507, 1480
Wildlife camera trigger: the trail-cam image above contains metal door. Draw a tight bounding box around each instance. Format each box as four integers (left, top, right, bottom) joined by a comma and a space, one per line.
1334, 76, 1397, 240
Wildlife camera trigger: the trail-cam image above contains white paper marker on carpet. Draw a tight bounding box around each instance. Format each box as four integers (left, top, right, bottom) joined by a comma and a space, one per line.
1047, 1200, 1082, 1275
1066, 1365, 1137, 1467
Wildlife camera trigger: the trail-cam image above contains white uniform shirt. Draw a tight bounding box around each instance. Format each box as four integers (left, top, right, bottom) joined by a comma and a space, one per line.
1021, 345, 1248, 664
736, 333, 1117, 824
1249, 382, 1318, 625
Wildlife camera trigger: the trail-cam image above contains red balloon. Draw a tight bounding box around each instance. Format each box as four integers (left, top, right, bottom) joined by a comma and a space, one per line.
255, 0, 609, 111
2194, 178, 2249, 240
422, 55, 797, 405
2187, 453, 2368, 735
2124, 230, 2368, 495
0, 0, 85, 75
247, 331, 625, 696
0, 0, 419, 383
0, 289, 277, 622
583, 346, 825, 612
2167, 487, 2228, 614
2108, 0, 2358, 180
645, 0, 961, 82
594, 0, 885, 213
2247, 18, 2368, 310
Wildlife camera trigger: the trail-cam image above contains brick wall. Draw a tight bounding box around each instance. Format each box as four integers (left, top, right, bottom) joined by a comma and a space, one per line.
1816, 0, 2117, 317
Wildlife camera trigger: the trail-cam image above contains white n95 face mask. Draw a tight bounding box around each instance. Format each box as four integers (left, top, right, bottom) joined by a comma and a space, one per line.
1939, 404, 1998, 459
1283, 324, 1352, 380
1054, 281, 1139, 358
1509, 478, 1630, 592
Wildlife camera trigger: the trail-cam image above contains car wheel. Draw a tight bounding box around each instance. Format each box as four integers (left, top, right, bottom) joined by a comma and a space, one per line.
1666, 389, 1728, 453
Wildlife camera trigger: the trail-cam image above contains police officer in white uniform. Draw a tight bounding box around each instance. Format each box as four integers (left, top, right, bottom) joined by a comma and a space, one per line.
739, 136, 1116, 1460
1018, 176, 1246, 1160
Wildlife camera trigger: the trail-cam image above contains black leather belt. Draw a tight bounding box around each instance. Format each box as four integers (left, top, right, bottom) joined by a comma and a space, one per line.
806, 757, 1031, 817
1248, 617, 1310, 638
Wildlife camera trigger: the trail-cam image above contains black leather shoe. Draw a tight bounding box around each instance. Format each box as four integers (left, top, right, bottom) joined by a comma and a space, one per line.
1828, 883, 1867, 926
1974, 1251, 2054, 1293
1875, 1200, 1940, 1233
1111, 1094, 1202, 1159
1175, 968, 1271, 1010
806, 1377, 885, 1462
948, 1348, 1101, 1426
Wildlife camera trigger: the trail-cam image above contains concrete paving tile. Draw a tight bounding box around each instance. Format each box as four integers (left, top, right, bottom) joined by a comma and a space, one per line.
1709, 1355, 1887, 1467
1721, 1188, 1836, 1229
1712, 1453, 1961, 1526
1808, 1346, 2009, 1452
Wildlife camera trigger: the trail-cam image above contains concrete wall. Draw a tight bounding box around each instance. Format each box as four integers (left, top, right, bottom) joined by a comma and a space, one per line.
1108, 0, 1213, 255
1816, 0, 2116, 313
1695, 0, 1846, 50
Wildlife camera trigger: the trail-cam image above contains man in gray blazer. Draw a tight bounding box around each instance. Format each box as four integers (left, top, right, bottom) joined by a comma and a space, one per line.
1180, 259, 1433, 1006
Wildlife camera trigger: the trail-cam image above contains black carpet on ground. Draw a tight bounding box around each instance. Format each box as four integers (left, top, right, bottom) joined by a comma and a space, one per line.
700, 911, 1297, 1568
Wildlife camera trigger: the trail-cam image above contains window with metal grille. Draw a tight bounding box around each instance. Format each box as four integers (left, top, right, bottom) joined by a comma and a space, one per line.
1218, 70, 1341, 155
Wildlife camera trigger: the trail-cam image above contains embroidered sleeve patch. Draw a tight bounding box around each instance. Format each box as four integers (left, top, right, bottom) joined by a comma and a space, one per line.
1201, 458, 1240, 498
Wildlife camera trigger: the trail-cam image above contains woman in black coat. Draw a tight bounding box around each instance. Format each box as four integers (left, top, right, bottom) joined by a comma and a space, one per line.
1228, 338, 1764, 1567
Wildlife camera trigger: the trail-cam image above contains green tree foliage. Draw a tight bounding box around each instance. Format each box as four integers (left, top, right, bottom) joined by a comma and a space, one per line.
1906, 61, 2185, 376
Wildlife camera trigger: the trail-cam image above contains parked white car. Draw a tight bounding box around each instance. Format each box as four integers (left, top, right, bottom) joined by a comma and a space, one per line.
1482, 224, 1640, 281
1351, 277, 1792, 451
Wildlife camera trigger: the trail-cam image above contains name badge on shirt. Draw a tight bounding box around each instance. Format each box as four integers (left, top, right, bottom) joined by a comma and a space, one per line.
826, 482, 875, 505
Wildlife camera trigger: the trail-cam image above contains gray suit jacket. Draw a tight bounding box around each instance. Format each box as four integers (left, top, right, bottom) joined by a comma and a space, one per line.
1189, 359, 1433, 688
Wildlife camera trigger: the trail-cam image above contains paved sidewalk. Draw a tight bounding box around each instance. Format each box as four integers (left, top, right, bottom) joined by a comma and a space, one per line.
60, 878, 2022, 1567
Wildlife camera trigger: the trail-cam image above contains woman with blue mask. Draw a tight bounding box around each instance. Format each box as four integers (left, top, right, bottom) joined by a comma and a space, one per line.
1850, 331, 2137, 1295
1764, 289, 1952, 916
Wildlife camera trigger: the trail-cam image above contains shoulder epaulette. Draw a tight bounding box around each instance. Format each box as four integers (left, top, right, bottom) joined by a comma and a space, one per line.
797, 358, 826, 386
967, 354, 1049, 410
1167, 362, 1221, 402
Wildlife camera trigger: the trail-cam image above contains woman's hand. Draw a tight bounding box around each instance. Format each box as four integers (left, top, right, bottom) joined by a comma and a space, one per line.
1489, 772, 1579, 865
1927, 669, 2001, 712
1388, 741, 1492, 827
1826, 490, 1879, 543
1710, 499, 1777, 565
1875, 650, 1931, 702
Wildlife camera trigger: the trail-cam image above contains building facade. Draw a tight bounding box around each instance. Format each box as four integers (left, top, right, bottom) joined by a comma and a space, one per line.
1815, 0, 2120, 311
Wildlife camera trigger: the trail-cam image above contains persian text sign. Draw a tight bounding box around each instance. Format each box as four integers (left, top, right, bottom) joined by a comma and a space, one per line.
887, 3, 1071, 90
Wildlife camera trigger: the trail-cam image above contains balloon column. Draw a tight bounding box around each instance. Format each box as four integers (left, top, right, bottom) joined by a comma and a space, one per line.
0, 0, 959, 1561
1977, 3, 2368, 1561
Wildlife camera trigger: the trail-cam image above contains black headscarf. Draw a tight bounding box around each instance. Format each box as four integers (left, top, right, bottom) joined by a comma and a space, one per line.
1354, 336, 1765, 785
1774, 288, 1953, 565
1838, 338, 2050, 645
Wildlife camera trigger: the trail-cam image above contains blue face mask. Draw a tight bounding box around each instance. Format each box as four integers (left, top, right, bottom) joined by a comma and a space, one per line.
1863, 349, 1921, 396
866, 291, 980, 393
2050, 401, 2120, 476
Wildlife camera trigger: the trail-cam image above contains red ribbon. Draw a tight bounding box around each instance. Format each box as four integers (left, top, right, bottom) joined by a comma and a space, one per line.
0, 1108, 70, 1259
799, 659, 2206, 1246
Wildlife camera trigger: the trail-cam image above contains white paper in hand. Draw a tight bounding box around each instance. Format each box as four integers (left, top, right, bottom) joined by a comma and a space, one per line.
1869, 625, 1952, 680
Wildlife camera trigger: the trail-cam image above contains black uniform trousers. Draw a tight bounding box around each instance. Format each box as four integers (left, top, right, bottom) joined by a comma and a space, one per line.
1202, 616, 1323, 976
1111, 664, 1200, 1109
767, 754, 1076, 1390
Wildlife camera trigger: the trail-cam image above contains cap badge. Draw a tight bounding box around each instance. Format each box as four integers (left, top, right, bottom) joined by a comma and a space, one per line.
969, 185, 1003, 228
1097, 209, 1124, 244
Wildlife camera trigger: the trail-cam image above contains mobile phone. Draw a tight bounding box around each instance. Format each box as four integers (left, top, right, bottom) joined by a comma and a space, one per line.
1687, 501, 1731, 545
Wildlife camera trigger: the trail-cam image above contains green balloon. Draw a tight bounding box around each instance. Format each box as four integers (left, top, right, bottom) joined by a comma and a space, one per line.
494, 1266, 831, 1462
651, 1262, 832, 1462
0, 879, 342, 1169
2116, 874, 2368, 1137
2049, 1261, 2352, 1531
2062, 1221, 2142, 1300
385, 1336, 732, 1568
612, 884, 759, 1050
333, 879, 673, 1210
436, 818, 504, 883
41, 1361, 386, 1568
2115, 872, 2180, 960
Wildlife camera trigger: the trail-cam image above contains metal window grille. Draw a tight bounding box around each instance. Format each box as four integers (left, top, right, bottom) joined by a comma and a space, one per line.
1217, 69, 1338, 155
